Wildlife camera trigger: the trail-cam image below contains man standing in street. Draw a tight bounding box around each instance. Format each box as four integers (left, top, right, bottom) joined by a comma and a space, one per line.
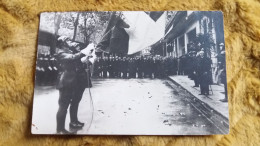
55, 36, 94, 134
197, 51, 212, 95
102, 57, 109, 78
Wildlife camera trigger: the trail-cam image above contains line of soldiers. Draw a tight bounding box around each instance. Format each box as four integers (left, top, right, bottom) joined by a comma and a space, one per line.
92, 56, 178, 79
35, 50, 223, 98
35, 54, 59, 86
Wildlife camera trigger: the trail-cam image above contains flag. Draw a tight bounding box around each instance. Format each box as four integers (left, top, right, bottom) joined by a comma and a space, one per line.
96, 11, 166, 56
96, 12, 129, 56
96, 25, 129, 56
123, 11, 166, 54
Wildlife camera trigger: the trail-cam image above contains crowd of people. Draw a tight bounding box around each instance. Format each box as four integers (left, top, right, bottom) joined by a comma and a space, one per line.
35, 55, 179, 85
35, 45, 227, 102
185, 50, 213, 95
92, 56, 178, 79
35, 50, 222, 88
179, 44, 227, 101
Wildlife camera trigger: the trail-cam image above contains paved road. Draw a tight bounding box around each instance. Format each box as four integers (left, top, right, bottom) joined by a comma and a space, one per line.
32, 78, 228, 135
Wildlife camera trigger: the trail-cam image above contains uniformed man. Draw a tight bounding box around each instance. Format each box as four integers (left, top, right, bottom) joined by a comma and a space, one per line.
137, 57, 143, 78
102, 57, 108, 78
151, 57, 156, 78
108, 56, 113, 78
117, 57, 122, 78
99, 57, 104, 77
93, 57, 100, 77
190, 51, 199, 87
110, 56, 115, 78
55, 36, 94, 134
114, 56, 120, 78
154, 56, 160, 78
128, 58, 135, 78
121, 57, 128, 78
143, 57, 148, 78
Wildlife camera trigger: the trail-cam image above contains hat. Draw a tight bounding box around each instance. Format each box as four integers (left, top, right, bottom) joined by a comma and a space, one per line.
196, 51, 204, 57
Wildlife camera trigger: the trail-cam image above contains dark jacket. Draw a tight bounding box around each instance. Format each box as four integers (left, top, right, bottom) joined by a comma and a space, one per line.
197, 56, 212, 84
56, 49, 92, 89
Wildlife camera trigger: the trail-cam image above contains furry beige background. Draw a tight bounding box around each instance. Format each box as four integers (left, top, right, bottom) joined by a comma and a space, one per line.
0, 0, 259, 145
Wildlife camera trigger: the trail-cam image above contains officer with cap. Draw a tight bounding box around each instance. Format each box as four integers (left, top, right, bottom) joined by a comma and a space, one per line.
55, 36, 94, 134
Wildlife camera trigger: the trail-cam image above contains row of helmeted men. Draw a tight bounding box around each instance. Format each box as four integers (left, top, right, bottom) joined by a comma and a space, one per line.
92, 56, 178, 79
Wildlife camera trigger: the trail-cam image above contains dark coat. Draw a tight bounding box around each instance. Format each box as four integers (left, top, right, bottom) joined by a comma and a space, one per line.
217, 52, 227, 84
56, 49, 92, 89
197, 56, 212, 84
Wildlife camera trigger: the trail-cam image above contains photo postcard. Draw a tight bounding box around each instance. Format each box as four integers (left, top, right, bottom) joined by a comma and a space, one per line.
32, 11, 229, 135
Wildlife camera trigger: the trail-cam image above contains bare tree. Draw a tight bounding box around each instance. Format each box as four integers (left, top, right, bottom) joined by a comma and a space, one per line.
51, 13, 62, 54
54, 13, 62, 36
72, 13, 80, 41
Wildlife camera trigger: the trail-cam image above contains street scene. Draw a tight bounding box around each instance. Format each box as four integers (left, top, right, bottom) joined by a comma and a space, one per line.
32, 11, 229, 135
32, 78, 228, 135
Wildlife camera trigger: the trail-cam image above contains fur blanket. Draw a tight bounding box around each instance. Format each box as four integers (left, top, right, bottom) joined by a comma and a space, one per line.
0, 0, 259, 145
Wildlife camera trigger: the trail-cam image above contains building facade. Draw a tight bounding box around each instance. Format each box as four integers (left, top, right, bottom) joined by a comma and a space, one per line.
152, 11, 224, 59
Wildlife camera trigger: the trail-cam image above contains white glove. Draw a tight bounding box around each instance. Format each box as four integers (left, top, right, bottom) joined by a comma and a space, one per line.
57, 36, 68, 42
80, 56, 89, 63
81, 43, 95, 56
48, 66, 52, 71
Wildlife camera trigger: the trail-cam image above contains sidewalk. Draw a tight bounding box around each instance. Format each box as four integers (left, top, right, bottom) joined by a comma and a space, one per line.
168, 75, 229, 119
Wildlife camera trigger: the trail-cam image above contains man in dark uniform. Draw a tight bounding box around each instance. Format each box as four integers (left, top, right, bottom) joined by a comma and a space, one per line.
158, 57, 165, 78
121, 57, 128, 78
128, 58, 135, 78
190, 51, 199, 87
99, 57, 104, 77
169, 56, 177, 75
143, 57, 148, 78
114, 56, 119, 78
93, 57, 101, 77
110, 56, 115, 78
151, 57, 156, 78
117, 57, 123, 78
187, 52, 194, 79
134, 57, 139, 78
197, 51, 212, 95
147, 57, 153, 78
108, 56, 113, 78
137, 57, 143, 78
102, 57, 108, 78
55, 36, 94, 134
154, 57, 160, 78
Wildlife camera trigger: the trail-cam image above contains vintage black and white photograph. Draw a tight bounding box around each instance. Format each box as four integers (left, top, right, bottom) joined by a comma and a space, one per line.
31, 11, 229, 135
